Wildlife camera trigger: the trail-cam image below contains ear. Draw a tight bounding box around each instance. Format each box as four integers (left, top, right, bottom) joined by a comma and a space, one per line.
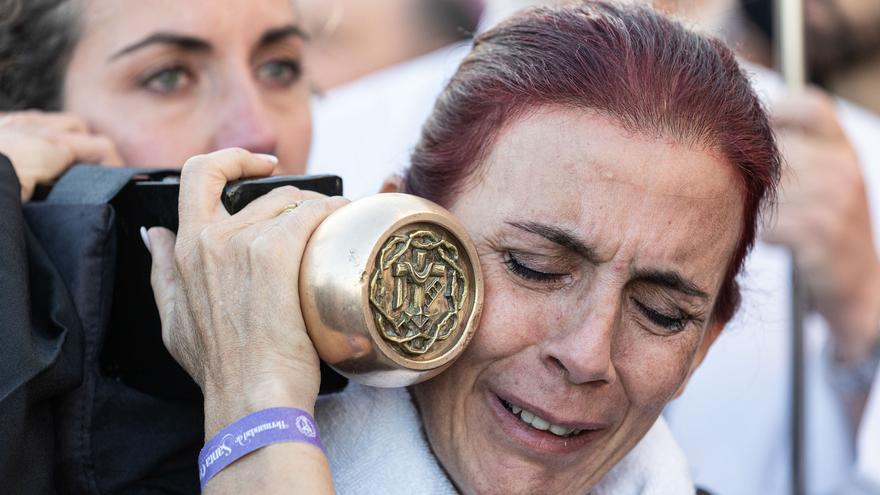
379, 174, 403, 194
673, 319, 725, 399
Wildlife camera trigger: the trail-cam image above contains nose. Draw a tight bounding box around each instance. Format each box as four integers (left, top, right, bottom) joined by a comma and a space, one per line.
212, 80, 279, 155
542, 302, 618, 386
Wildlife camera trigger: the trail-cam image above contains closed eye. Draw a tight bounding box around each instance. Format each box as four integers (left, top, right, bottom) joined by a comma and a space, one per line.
631, 297, 692, 333
504, 251, 567, 282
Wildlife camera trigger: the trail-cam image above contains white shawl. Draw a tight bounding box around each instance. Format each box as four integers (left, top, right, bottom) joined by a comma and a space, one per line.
315, 383, 694, 494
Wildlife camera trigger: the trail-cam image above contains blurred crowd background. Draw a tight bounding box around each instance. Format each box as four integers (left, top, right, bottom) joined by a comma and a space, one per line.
299, 0, 880, 112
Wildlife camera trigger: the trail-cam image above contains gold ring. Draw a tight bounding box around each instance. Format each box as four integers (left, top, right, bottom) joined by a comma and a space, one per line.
281, 202, 301, 215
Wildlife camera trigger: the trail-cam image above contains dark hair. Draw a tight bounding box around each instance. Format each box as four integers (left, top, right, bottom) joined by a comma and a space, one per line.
405, 1, 780, 324
0, 0, 80, 111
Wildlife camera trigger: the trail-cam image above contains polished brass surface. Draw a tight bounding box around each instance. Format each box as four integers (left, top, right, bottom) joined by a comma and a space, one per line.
299, 193, 483, 388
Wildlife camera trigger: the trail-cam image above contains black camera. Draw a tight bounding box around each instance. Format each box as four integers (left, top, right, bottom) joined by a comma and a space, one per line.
96, 171, 345, 403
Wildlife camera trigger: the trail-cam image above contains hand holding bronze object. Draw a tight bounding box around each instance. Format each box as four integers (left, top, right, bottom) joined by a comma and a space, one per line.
115, 170, 482, 397
300, 193, 483, 388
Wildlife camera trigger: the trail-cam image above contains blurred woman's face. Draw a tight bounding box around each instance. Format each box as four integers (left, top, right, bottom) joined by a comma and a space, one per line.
63, 0, 311, 173
412, 108, 743, 494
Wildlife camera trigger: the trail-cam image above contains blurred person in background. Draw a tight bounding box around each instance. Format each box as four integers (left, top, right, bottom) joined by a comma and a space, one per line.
669, 0, 880, 113
0, 0, 315, 491
742, 0, 880, 114
297, 0, 482, 91
0, 0, 313, 201
307, 0, 556, 198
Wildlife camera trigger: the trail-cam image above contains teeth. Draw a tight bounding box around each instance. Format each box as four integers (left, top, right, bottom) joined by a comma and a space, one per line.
549, 424, 570, 436
531, 416, 550, 431
503, 399, 583, 438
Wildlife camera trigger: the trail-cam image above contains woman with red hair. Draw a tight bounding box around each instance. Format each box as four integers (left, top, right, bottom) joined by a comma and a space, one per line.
146, 2, 780, 493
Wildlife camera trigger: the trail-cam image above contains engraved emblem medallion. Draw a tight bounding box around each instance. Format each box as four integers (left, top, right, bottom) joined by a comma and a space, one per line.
369, 225, 471, 358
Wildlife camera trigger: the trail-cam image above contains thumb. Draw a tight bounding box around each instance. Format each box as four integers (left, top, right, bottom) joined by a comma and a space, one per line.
143, 226, 178, 332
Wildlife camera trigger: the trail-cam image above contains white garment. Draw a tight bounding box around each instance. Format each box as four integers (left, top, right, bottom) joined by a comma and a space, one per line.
306, 46, 880, 495
315, 383, 694, 494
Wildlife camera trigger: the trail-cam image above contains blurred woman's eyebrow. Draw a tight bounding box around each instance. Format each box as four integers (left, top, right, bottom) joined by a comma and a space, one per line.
108, 24, 306, 62
109, 32, 211, 61
258, 25, 309, 47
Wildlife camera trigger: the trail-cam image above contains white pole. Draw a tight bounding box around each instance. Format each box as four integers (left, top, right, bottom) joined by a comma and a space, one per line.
775, 0, 806, 493
777, 0, 806, 92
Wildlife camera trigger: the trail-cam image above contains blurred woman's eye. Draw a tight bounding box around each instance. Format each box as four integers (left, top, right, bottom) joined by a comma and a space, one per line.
256, 59, 302, 87
139, 66, 194, 95
631, 297, 692, 333
504, 251, 567, 283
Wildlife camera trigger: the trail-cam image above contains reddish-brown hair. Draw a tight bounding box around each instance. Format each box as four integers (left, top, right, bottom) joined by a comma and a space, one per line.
404, 1, 780, 324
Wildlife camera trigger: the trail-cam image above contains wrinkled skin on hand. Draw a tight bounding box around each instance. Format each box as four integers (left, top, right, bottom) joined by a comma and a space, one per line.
145, 148, 348, 436
0, 111, 124, 202
764, 89, 880, 365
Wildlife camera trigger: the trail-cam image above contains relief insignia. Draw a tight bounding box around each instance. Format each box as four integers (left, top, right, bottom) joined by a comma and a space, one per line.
369, 226, 470, 357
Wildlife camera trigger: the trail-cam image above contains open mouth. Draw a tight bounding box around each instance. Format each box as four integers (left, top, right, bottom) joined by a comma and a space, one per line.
499, 397, 586, 438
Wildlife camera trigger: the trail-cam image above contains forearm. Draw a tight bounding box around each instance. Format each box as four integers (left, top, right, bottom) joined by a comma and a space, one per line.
201, 381, 335, 494
147, 149, 348, 494
206, 442, 334, 494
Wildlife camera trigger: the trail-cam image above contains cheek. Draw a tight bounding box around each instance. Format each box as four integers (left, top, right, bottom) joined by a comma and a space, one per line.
111, 122, 211, 168
465, 265, 550, 363
612, 328, 700, 412
274, 98, 312, 175
69, 92, 215, 168
417, 266, 546, 413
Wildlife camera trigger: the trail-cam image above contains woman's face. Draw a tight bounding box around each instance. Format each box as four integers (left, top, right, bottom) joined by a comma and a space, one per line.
412, 108, 743, 494
63, 0, 311, 173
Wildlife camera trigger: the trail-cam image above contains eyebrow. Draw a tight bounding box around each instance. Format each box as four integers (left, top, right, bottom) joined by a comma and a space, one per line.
259, 25, 309, 46
508, 221, 710, 300
632, 270, 710, 300
109, 25, 307, 61
508, 221, 602, 264
110, 33, 211, 60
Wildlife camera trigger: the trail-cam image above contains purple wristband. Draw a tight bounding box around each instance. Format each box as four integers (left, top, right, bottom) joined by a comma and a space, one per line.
198, 407, 322, 489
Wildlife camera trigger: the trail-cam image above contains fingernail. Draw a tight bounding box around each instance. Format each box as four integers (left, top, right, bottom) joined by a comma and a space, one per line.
140, 226, 152, 255
255, 153, 279, 165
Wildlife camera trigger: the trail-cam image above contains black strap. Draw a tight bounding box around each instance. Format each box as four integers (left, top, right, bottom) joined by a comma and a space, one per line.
46, 165, 152, 205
